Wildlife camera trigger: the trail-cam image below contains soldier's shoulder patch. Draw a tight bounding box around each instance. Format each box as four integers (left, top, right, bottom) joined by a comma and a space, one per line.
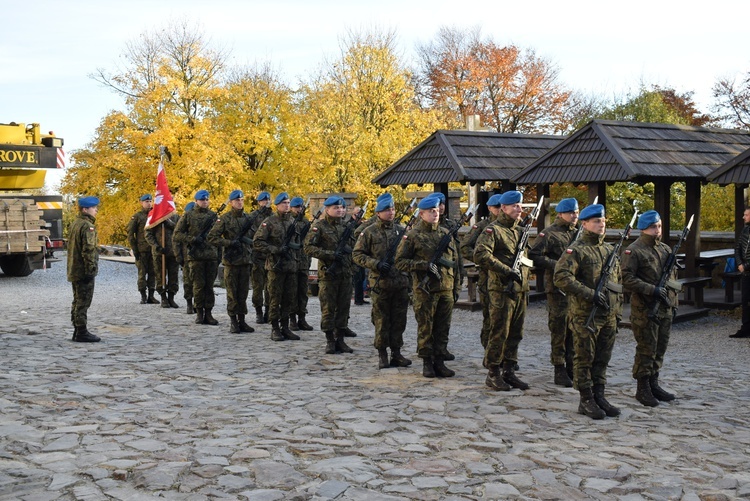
88, 227, 95, 231
565, 248, 573, 254
312, 226, 319, 232
539, 232, 545, 237
485, 227, 494, 233
624, 249, 631, 254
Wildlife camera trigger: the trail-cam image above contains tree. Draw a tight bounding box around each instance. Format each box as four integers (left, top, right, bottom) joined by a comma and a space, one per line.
713, 70, 750, 129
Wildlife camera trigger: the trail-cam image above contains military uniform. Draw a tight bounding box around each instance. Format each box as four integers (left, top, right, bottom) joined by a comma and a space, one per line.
353, 217, 411, 367
67, 199, 100, 342
249, 205, 273, 321
173, 205, 219, 324
173, 211, 194, 313
127, 208, 158, 303
145, 212, 180, 308
208, 207, 254, 332
460, 216, 494, 348
292, 213, 314, 331
529, 216, 577, 385
473, 211, 531, 390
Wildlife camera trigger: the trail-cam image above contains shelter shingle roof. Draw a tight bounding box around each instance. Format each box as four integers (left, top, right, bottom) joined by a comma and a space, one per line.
708, 146, 750, 185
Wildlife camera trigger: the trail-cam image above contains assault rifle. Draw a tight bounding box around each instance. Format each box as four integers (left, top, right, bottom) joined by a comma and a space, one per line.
222, 205, 271, 261
372, 205, 420, 293
648, 214, 694, 321
504, 196, 545, 294
188, 203, 226, 258
573, 196, 598, 241
418, 204, 477, 293
326, 202, 368, 277
299, 207, 322, 242
584, 209, 638, 333
272, 198, 310, 269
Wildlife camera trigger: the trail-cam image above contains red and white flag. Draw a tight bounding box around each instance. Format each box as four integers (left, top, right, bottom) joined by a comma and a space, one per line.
144, 155, 176, 229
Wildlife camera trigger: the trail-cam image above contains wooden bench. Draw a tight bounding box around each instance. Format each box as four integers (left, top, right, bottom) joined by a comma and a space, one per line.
677, 277, 712, 308
720, 271, 742, 303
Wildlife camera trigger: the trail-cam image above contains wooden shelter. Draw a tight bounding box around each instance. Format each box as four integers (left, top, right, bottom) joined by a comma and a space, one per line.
707, 145, 750, 236
512, 119, 750, 275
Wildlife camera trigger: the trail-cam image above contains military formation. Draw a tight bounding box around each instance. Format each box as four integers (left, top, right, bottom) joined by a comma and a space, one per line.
71, 187, 698, 420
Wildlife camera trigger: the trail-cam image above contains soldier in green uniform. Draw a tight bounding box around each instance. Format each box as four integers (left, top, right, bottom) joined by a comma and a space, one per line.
621, 210, 678, 407
249, 191, 273, 324
460, 193, 503, 349
433, 191, 463, 361
474, 190, 531, 392
529, 197, 579, 388
304, 196, 357, 354
289, 197, 314, 332
554, 204, 623, 420
146, 211, 180, 309
68, 196, 101, 343
208, 190, 255, 334
127, 194, 159, 304
254, 192, 301, 341
173, 189, 220, 326
353, 193, 412, 369
174, 202, 195, 314
395, 195, 460, 378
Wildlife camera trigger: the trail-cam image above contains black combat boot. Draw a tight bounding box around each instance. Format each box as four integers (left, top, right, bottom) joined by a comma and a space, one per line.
237, 314, 255, 333
160, 292, 170, 308
289, 314, 299, 331
271, 320, 284, 341
255, 307, 265, 324
593, 384, 620, 417
297, 314, 314, 331
433, 358, 455, 378
442, 350, 455, 361
263, 307, 269, 324
186, 298, 195, 314
635, 376, 659, 407
341, 327, 357, 338
390, 348, 412, 367
502, 360, 529, 390
554, 365, 573, 388
204, 309, 219, 326
377, 349, 389, 369
168, 292, 179, 308
195, 308, 205, 324
147, 289, 160, 304
650, 373, 675, 402
578, 388, 605, 420
334, 329, 354, 353
281, 318, 300, 340
72, 326, 79, 341
230, 315, 240, 334
422, 357, 436, 378
325, 331, 336, 354
486, 365, 510, 391
77, 328, 101, 343
140, 290, 148, 304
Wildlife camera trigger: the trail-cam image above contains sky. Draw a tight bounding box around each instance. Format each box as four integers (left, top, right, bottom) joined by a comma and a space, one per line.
3, 0, 750, 192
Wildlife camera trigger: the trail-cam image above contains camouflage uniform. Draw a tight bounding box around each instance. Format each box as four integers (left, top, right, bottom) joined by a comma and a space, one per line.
293, 214, 313, 322
528, 217, 577, 369
473, 212, 530, 372
353, 217, 410, 352
395, 218, 460, 361
621, 234, 678, 380
67, 212, 99, 329
127, 208, 157, 298
208, 208, 253, 317
173, 206, 219, 311
145, 212, 180, 301
249, 205, 273, 317
460, 216, 495, 348
173, 213, 194, 308
553, 230, 622, 391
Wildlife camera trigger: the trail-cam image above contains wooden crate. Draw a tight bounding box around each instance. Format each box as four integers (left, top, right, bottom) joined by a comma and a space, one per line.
0, 199, 48, 254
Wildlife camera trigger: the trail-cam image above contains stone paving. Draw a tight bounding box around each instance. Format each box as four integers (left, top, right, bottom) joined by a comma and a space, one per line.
2, 257, 750, 500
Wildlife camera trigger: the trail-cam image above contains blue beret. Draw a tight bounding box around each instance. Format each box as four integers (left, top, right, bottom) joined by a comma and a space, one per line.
274, 192, 290, 205
290, 197, 304, 208
418, 196, 441, 210
431, 192, 446, 203
140, 194, 152, 202
487, 194, 503, 207
256, 191, 271, 201
78, 196, 99, 208
499, 191, 523, 205
194, 189, 209, 201
184, 202, 195, 212
228, 190, 244, 201
375, 193, 395, 212
579, 204, 605, 220
637, 210, 661, 230
323, 196, 345, 207
556, 198, 579, 213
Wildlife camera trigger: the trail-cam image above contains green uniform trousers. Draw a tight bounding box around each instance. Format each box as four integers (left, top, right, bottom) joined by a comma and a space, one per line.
570, 314, 617, 390
547, 292, 573, 366
267, 269, 297, 322
191, 260, 218, 309
371, 287, 409, 350
294, 270, 309, 315
71, 279, 95, 328
485, 291, 525, 369
630, 303, 672, 379
251, 262, 270, 310
136, 251, 156, 291
224, 263, 251, 316
319, 275, 352, 332
182, 262, 194, 300
154, 254, 180, 295
412, 288, 453, 360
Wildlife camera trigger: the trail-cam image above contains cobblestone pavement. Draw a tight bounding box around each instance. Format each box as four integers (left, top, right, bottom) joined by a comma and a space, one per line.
2, 256, 750, 500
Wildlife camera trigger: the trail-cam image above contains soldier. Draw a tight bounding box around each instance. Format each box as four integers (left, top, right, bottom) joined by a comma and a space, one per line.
395, 195, 460, 378
249, 191, 273, 324
621, 210, 678, 407
174, 202, 196, 314
554, 204, 623, 420
474, 190, 531, 392
253, 192, 301, 341
173, 189, 220, 326
353, 193, 412, 369
348, 203, 370, 306
68, 196, 101, 343
460, 193, 503, 349
304, 196, 357, 354
528, 197, 579, 388
208, 190, 255, 334
145, 210, 180, 309
289, 197, 314, 332
434, 191, 462, 361
732, 206, 750, 338
127, 194, 159, 304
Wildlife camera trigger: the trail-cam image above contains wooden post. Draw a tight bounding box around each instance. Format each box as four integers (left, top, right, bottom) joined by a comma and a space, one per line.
736, 184, 747, 239
685, 180, 701, 277
653, 179, 672, 245
588, 182, 606, 206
